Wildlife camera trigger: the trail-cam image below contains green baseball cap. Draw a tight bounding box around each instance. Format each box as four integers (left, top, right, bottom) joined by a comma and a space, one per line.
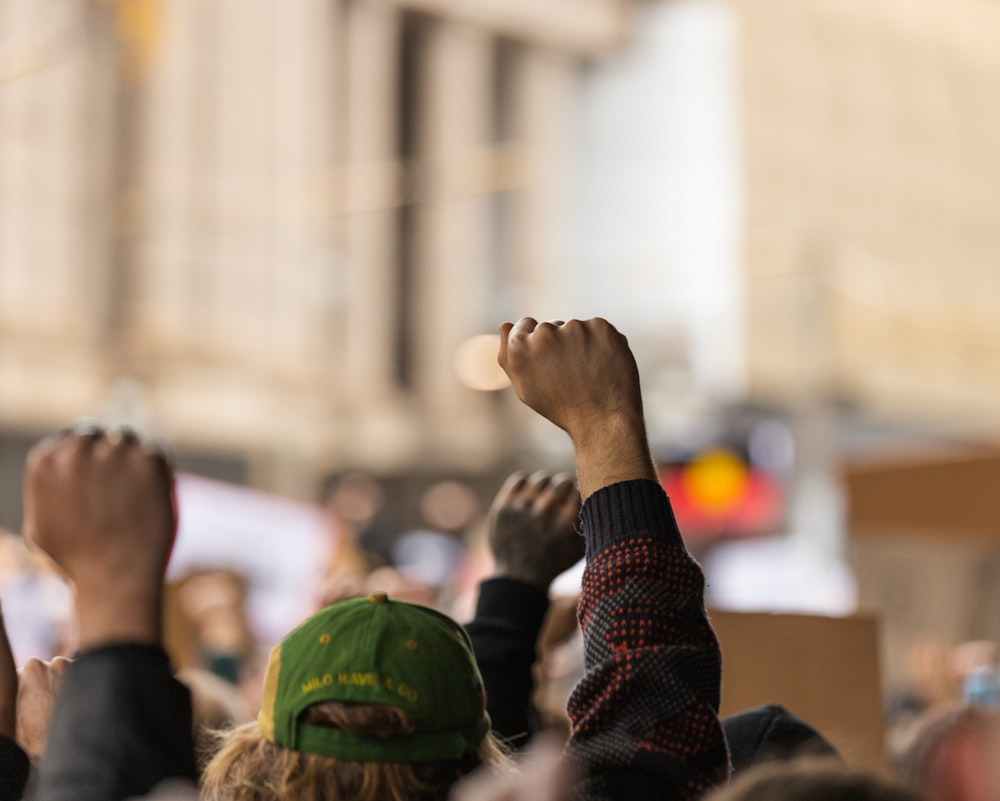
258, 592, 491, 762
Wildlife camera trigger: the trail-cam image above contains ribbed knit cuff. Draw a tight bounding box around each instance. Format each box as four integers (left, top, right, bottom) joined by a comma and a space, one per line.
472, 578, 550, 633
74, 642, 173, 666
580, 478, 683, 556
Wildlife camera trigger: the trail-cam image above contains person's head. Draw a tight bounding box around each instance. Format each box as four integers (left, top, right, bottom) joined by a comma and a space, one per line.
723, 704, 841, 775
201, 591, 506, 801
894, 704, 1000, 801
705, 759, 926, 801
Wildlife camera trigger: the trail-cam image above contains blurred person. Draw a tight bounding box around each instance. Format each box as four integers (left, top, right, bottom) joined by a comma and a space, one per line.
364, 565, 438, 607
177, 572, 254, 685
704, 759, 925, 801
327, 474, 399, 570
893, 704, 1000, 801
200, 592, 510, 801
317, 569, 368, 609
722, 704, 841, 775
496, 317, 731, 799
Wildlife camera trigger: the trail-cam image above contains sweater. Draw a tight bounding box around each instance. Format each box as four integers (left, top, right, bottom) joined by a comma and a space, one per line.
566, 479, 731, 800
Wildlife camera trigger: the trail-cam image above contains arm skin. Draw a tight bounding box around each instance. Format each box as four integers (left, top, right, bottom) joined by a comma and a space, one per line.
498, 318, 731, 801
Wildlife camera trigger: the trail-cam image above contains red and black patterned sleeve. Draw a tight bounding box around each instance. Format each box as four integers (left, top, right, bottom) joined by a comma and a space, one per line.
566, 479, 731, 801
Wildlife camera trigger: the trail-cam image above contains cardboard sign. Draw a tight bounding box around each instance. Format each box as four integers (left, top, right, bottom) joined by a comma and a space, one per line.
711, 609, 886, 771
846, 452, 1000, 540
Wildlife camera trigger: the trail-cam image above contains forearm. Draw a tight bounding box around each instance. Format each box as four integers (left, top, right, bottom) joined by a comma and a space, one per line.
571, 413, 658, 502
466, 578, 551, 746
566, 480, 730, 801
35, 645, 196, 801
73, 583, 163, 651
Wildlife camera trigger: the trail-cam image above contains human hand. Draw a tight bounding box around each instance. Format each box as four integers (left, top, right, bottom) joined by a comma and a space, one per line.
488, 471, 583, 589
498, 318, 657, 499
497, 318, 644, 443
22, 426, 177, 649
16, 656, 71, 762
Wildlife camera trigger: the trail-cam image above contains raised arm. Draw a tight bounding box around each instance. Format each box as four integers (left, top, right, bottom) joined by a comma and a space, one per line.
23, 428, 197, 801
498, 317, 731, 801
466, 470, 583, 746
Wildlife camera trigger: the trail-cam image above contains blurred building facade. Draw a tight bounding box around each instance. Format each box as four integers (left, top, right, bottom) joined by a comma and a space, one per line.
0, 0, 628, 519
742, 0, 1000, 430
738, 0, 1000, 693
3, 0, 1000, 530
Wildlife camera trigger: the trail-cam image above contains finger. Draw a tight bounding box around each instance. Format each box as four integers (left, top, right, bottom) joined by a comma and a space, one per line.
497, 322, 514, 369
18, 658, 45, 685
522, 471, 553, 504
25, 429, 75, 472
547, 472, 575, 500
72, 418, 105, 438
533, 472, 572, 513
138, 438, 179, 534
106, 425, 140, 449
508, 317, 539, 341
142, 437, 176, 475
48, 657, 72, 691
492, 471, 528, 510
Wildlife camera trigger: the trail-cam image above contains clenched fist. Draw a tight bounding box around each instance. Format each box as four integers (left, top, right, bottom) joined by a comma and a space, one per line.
497, 318, 644, 442
498, 318, 658, 499
489, 471, 584, 589
23, 427, 177, 649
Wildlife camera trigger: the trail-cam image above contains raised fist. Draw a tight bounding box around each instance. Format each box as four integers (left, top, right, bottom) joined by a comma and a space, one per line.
23, 426, 177, 648
497, 317, 645, 443
488, 471, 584, 589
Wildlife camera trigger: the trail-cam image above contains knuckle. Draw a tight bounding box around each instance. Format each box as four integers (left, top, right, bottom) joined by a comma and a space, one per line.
20, 658, 45, 680
50, 656, 72, 674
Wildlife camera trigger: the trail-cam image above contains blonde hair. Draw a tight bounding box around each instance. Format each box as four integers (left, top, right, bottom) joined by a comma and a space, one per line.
200, 701, 511, 801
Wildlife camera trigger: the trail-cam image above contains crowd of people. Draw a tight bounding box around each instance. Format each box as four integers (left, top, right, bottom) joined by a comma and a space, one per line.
0, 317, 996, 801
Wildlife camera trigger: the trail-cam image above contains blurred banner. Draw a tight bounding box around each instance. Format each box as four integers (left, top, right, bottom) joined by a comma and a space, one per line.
169, 473, 337, 650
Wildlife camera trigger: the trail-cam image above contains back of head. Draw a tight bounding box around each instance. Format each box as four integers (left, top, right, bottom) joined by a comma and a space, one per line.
723, 704, 841, 775
893, 704, 1000, 801
201, 702, 508, 801
705, 759, 927, 801
201, 592, 506, 801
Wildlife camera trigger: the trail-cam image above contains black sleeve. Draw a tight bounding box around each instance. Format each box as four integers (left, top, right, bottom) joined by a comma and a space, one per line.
465, 578, 551, 748
34, 645, 197, 801
0, 734, 30, 801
